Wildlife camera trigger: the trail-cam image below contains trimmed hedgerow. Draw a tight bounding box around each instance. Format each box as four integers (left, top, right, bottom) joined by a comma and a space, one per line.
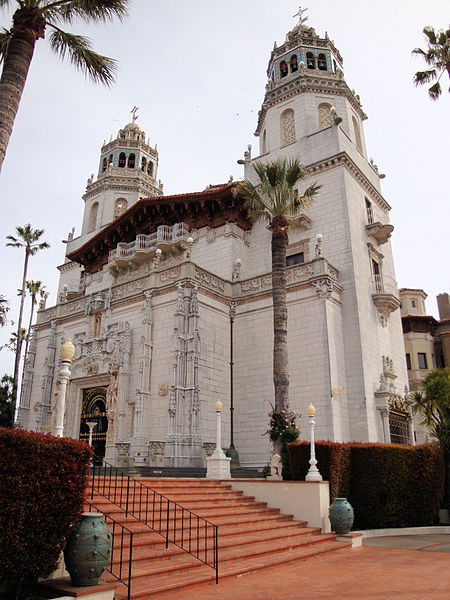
288, 440, 350, 501
0, 427, 92, 597
288, 441, 444, 529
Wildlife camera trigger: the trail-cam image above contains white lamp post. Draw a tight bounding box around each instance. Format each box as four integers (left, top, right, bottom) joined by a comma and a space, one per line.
305, 402, 322, 481
54, 338, 75, 438
86, 421, 97, 446
206, 399, 231, 479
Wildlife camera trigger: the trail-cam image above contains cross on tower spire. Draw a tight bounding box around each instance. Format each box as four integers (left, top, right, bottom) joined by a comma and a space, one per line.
130, 106, 139, 123
292, 6, 308, 26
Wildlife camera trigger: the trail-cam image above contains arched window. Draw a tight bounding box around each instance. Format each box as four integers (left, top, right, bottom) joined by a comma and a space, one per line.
118, 152, 126, 168
290, 54, 298, 73
318, 103, 333, 129
127, 153, 135, 169
318, 54, 327, 71
108, 154, 113, 166
281, 108, 296, 146
89, 202, 98, 232
102, 157, 107, 172
147, 162, 154, 177
306, 52, 315, 69
141, 156, 147, 172
280, 60, 288, 78
114, 197, 128, 218
352, 116, 363, 152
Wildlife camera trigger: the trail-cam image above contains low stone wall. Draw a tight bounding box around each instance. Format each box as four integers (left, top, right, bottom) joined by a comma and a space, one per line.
228, 479, 331, 532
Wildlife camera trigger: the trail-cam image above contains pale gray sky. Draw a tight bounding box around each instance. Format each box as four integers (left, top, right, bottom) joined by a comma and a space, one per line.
0, 0, 449, 377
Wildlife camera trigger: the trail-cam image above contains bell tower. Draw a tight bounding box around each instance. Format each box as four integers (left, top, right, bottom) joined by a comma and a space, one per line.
81, 119, 163, 237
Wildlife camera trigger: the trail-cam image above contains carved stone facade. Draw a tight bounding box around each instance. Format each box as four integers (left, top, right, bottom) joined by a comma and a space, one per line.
19, 18, 410, 468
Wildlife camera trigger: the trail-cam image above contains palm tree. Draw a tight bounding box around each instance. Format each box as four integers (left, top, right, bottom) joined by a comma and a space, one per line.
0, 1, 129, 172
0, 294, 9, 326
413, 26, 450, 100
410, 368, 450, 509
6, 224, 49, 410
238, 158, 320, 453
22, 280, 46, 369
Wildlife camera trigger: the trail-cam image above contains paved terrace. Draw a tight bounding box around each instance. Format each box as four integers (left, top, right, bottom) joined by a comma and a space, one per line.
165, 534, 450, 599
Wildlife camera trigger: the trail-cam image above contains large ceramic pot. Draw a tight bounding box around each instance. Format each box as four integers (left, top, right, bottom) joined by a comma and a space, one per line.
64, 512, 112, 586
329, 498, 354, 534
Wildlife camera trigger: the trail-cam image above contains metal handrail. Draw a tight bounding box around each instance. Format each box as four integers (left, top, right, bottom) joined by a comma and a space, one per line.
85, 499, 134, 600
90, 458, 219, 584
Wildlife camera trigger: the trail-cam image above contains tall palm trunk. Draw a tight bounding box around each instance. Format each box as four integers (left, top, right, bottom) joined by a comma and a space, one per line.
12, 249, 30, 409
22, 295, 36, 375
0, 7, 45, 171
271, 223, 289, 411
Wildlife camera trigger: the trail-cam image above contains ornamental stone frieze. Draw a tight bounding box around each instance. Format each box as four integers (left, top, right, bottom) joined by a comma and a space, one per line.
312, 278, 334, 299
85, 289, 112, 315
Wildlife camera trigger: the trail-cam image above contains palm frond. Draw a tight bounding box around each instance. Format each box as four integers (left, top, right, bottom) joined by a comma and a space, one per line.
44, 0, 129, 26
49, 26, 117, 86
423, 26, 437, 45
0, 0, 13, 9
428, 81, 442, 100
0, 27, 11, 65
413, 69, 437, 85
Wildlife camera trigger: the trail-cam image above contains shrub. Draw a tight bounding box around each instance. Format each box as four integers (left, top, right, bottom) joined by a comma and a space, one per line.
289, 440, 445, 529
266, 409, 299, 479
0, 428, 92, 598
288, 440, 350, 501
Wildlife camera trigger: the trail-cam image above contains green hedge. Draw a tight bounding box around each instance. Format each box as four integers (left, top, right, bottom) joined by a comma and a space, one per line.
0, 428, 92, 597
288, 441, 444, 529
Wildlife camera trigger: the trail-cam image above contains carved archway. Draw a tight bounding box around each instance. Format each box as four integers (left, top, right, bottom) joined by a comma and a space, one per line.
80, 386, 108, 463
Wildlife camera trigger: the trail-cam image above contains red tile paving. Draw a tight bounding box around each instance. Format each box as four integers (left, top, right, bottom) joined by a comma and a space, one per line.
161, 545, 450, 600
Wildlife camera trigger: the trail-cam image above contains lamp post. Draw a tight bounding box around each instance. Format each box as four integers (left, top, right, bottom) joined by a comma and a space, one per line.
54, 338, 75, 438
86, 421, 97, 447
305, 402, 322, 481
206, 399, 231, 479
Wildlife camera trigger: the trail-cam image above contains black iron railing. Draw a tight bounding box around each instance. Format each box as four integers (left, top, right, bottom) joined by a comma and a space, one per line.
90, 458, 219, 584
85, 500, 134, 600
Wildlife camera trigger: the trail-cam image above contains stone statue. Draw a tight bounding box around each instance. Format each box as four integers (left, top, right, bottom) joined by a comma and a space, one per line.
268, 453, 282, 480
106, 371, 119, 435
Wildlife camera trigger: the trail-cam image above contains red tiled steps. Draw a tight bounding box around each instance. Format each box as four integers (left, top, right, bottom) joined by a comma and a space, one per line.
87, 477, 350, 599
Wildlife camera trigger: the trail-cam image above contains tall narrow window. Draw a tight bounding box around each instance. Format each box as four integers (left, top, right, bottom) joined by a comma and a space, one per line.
365, 198, 374, 224
318, 53, 327, 70
318, 103, 332, 129
118, 152, 126, 168
352, 116, 363, 152
280, 60, 288, 78
114, 197, 127, 218
141, 157, 147, 172
306, 52, 315, 69
418, 353, 428, 369
102, 157, 107, 172
281, 108, 296, 146
108, 154, 113, 166
406, 354, 411, 370
290, 54, 298, 72
127, 153, 136, 169
89, 202, 99, 232
147, 161, 154, 177
262, 130, 267, 154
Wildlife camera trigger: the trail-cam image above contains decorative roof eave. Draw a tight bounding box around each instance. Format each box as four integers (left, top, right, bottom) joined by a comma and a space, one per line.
306, 151, 391, 212
68, 183, 251, 273
255, 75, 366, 135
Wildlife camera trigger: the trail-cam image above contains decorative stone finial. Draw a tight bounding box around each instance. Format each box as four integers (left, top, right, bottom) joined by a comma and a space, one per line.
61, 338, 75, 362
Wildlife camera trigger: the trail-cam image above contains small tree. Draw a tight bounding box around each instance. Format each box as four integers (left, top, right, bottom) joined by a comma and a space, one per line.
413, 26, 450, 100
410, 368, 450, 510
0, 375, 15, 428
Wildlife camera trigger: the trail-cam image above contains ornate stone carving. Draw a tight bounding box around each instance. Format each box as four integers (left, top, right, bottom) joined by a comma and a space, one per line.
202, 442, 216, 457
159, 382, 169, 396
160, 267, 181, 284
195, 268, 225, 293
85, 289, 112, 315
312, 278, 333, 299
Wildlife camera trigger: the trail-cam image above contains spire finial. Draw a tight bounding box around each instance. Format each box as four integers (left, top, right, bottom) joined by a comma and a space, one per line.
293, 6, 308, 26
130, 106, 139, 123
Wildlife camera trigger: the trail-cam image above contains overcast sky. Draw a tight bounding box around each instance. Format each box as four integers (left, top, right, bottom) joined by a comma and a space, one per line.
0, 0, 449, 378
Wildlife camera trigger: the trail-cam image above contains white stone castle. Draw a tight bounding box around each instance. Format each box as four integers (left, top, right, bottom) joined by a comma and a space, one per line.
18, 17, 411, 469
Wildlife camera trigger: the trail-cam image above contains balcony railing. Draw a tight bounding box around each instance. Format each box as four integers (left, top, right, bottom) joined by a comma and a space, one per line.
372, 274, 398, 296
108, 223, 189, 264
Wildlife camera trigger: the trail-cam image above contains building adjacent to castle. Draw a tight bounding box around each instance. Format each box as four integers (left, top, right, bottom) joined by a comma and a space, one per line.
18, 18, 413, 467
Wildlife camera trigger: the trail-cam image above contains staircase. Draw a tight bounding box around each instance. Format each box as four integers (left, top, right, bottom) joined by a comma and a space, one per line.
88, 477, 350, 599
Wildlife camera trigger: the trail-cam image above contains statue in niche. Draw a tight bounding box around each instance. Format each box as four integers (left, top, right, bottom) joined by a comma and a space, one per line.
106, 371, 119, 436
93, 310, 102, 338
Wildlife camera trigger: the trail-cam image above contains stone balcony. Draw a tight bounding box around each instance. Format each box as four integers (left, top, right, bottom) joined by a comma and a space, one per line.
366, 221, 394, 245
107, 222, 190, 274
372, 274, 401, 326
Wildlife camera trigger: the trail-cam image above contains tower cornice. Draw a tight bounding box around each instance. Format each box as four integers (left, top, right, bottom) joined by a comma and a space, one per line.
255, 71, 366, 135
83, 168, 162, 201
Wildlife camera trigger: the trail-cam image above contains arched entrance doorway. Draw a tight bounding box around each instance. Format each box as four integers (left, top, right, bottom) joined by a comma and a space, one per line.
80, 387, 108, 463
